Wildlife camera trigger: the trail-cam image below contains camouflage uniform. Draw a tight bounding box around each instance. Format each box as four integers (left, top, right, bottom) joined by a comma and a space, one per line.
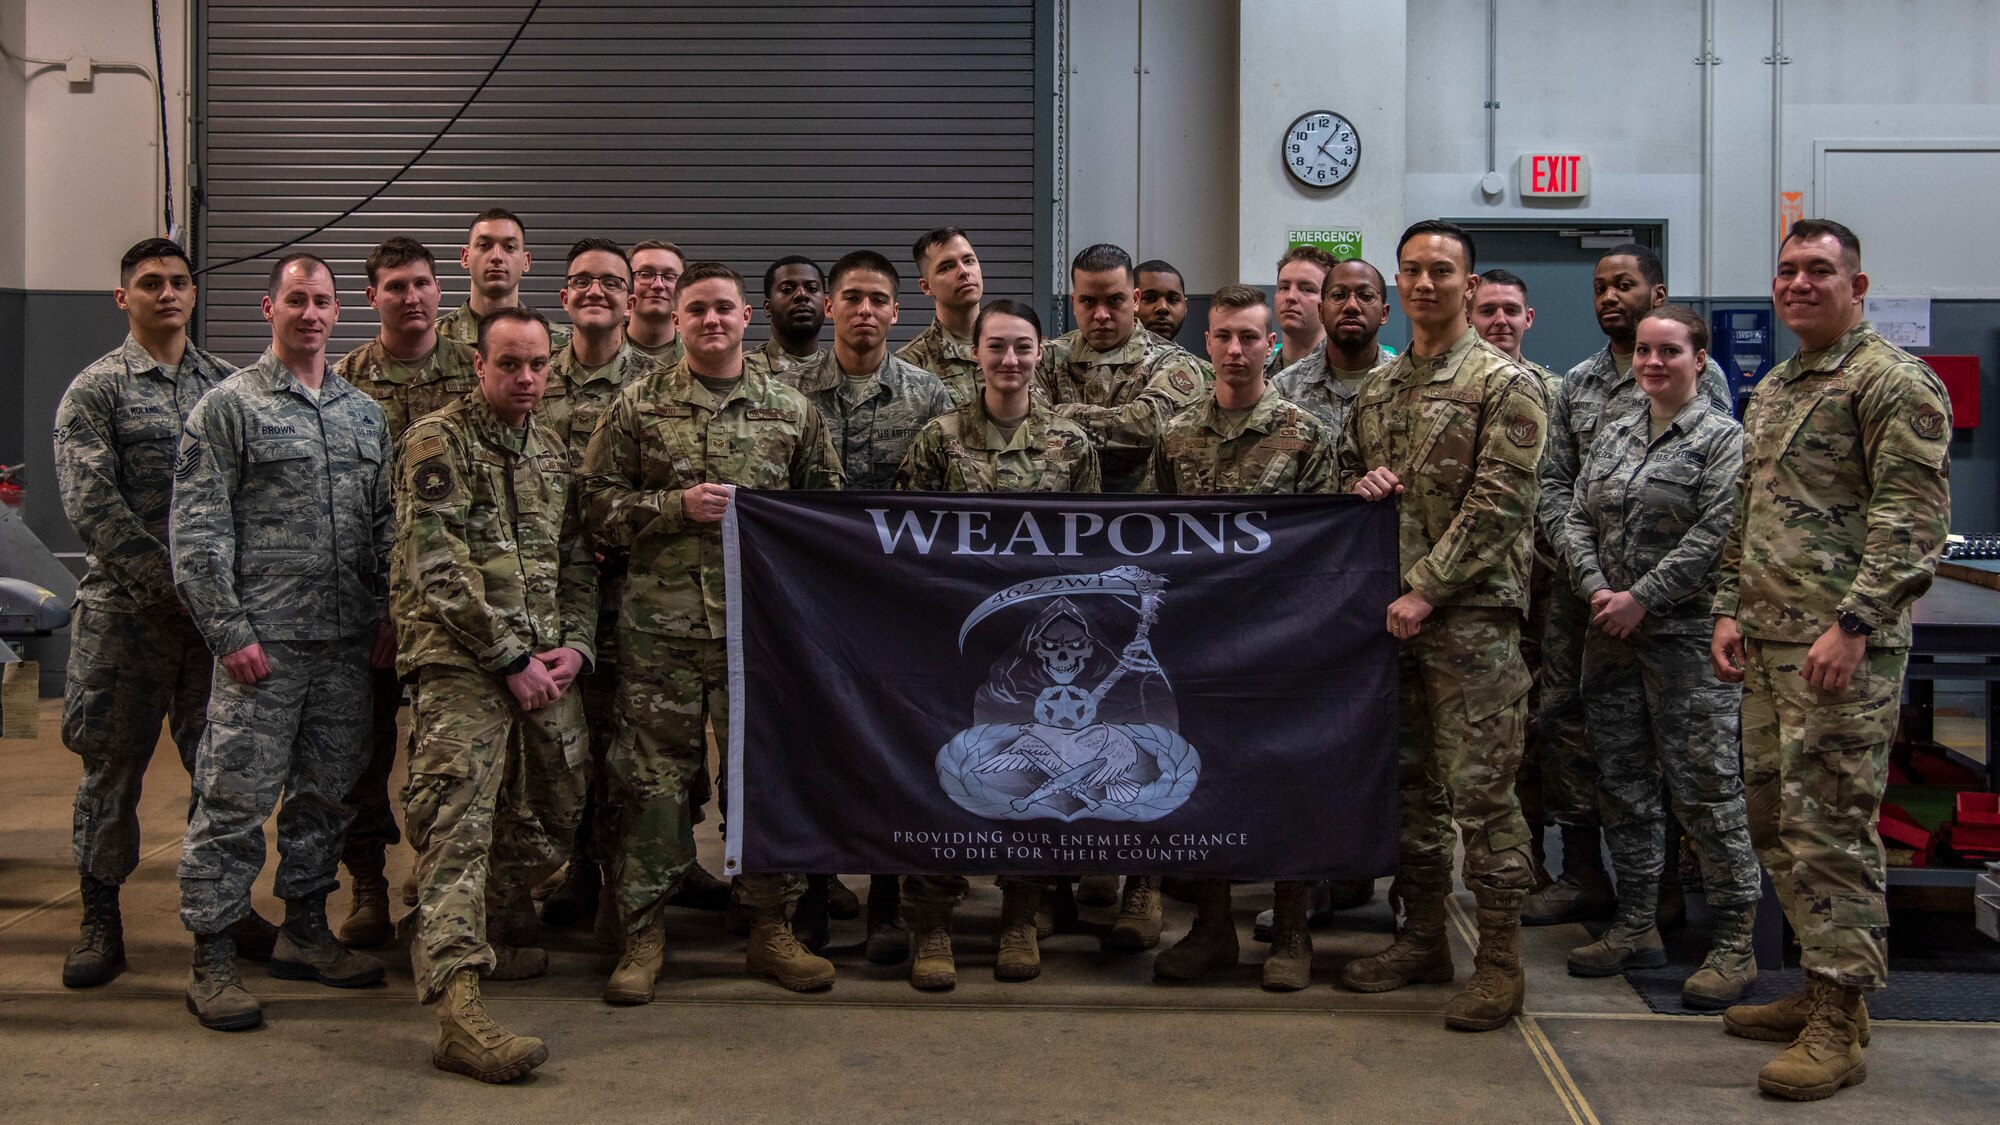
54, 335, 233, 884
629, 334, 685, 368
170, 350, 392, 934
896, 318, 982, 408
437, 303, 569, 352
1271, 341, 1390, 436
1562, 397, 1759, 918
1538, 349, 1734, 827
895, 399, 1100, 494
744, 337, 824, 382
1034, 327, 1210, 492
1517, 362, 1563, 855
580, 358, 841, 924
1715, 322, 1951, 992
393, 391, 597, 1002
1336, 327, 1546, 905
539, 340, 663, 864
896, 399, 1101, 908
335, 335, 481, 863
778, 350, 954, 490
1149, 387, 1336, 496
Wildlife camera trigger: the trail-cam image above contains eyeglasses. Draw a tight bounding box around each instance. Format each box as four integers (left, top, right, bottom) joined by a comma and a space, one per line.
1325, 287, 1383, 305
564, 273, 630, 293
632, 269, 679, 285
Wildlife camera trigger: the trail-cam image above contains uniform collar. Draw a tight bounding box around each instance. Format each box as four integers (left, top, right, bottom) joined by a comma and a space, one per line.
663, 357, 766, 413
920, 318, 976, 361
1068, 328, 1150, 367
355, 336, 450, 384
255, 348, 349, 404
1395, 326, 1482, 385
796, 348, 899, 399
554, 339, 636, 386
961, 399, 1046, 453
117, 333, 211, 381
761, 337, 822, 367
1191, 385, 1285, 438
1787, 321, 1875, 380
459, 389, 549, 453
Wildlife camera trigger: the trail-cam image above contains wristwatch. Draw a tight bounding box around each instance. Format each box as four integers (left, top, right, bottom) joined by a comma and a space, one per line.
1837, 611, 1874, 637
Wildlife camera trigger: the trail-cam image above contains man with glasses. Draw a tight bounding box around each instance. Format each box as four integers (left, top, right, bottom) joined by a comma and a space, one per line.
1273, 258, 1394, 438
625, 240, 686, 367
437, 207, 568, 352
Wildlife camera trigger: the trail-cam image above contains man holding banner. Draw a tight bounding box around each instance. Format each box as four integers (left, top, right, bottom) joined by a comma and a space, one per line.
1146, 284, 1340, 993
580, 261, 843, 1003
1337, 221, 1549, 1032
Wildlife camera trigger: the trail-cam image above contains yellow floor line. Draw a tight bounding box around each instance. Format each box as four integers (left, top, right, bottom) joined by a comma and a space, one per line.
1518, 1014, 1603, 1125
0, 836, 184, 936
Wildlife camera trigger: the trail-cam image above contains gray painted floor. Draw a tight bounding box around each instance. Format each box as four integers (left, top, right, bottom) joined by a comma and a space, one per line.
3, 699, 1995, 1123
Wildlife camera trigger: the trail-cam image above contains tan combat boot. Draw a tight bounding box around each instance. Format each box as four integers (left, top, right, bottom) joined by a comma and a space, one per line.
338, 841, 393, 949
1725, 981, 1871, 1045
906, 902, 957, 991
1034, 878, 1078, 939
1442, 902, 1525, 1032
186, 932, 262, 1031
1681, 903, 1757, 1010
1104, 875, 1163, 952
433, 968, 548, 1083
1261, 880, 1313, 992
603, 906, 666, 1005
747, 905, 836, 991
271, 895, 386, 988
1566, 921, 1665, 977
1756, 976, 1868, 1100
1521, 826, 1616, 925
1339, 885, 1454, 993
1152, 878, 1238, 982
995, 881, 1043, 981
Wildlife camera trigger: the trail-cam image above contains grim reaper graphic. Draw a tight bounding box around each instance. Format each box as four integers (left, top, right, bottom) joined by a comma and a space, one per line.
937, 566, 1200, 822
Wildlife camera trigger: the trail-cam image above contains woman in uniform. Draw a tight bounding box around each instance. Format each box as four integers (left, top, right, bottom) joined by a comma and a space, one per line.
893, 298, 1100, 990
1559, 305, 1762, 1008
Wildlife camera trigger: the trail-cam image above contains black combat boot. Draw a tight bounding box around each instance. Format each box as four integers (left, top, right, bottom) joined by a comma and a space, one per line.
62, 875, 126, 988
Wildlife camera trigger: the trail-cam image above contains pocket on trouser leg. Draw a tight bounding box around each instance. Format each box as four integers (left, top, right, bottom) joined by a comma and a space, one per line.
1796, 699, 1891, 829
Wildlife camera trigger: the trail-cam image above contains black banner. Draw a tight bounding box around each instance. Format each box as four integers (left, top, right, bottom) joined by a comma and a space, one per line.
723, 491, 1400, 880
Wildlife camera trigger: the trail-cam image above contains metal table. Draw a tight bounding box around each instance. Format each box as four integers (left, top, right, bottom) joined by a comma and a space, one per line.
1896, 575, 2000, 887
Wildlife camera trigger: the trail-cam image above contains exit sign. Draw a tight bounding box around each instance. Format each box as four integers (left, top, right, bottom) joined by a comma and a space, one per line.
1519, 153, 1590, 198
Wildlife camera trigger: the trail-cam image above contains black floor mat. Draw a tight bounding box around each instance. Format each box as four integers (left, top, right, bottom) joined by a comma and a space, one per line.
1620, 898, 2000, 1022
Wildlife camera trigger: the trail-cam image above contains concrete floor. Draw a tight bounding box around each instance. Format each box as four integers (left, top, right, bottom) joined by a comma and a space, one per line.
3, 698, 1996, 1124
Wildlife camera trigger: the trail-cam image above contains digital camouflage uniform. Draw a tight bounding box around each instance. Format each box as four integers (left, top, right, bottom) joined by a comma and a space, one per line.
1034, 327, 1210, 492
744, 336, 824, 382
55, 335, 233, 885
1562, 397, 1759, 920
778, 350, 954, 490
437, 303, 568, 352
1336, 327, 1547, 907
393, 391, 598, 1003
1715, 322, 1951, 992
540, 339, 665, 866
1537, 349, 1734, 827
170, 350, 392, 935
1271, 341, 1390, 436
581, 358, 842, 924
896, 318, 982, 408
896, 398, 1101, 908
1265, 336, 1324, 380
335, 335, 481, 863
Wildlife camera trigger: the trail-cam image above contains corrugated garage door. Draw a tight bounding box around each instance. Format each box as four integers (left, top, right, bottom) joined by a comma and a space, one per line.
195, 0, 1047, 362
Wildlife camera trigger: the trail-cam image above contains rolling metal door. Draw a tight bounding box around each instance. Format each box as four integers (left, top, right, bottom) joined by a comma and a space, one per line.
195, 0, 1046, 361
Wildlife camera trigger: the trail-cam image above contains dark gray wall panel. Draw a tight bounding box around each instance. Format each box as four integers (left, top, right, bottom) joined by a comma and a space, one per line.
196, 0, 1043, 362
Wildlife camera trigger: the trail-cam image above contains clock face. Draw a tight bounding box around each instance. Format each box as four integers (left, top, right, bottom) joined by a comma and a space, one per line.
1285, 111, 1360, 188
